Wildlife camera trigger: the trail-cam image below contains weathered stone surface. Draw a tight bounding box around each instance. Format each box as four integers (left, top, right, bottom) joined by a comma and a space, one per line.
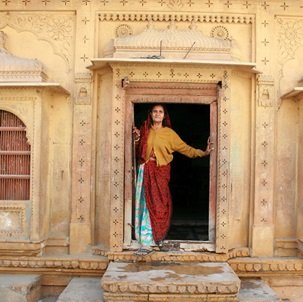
238, 279, 280, 301
0, 274, 41, 302
57, 277, 103, 302
102, 262, 240, 301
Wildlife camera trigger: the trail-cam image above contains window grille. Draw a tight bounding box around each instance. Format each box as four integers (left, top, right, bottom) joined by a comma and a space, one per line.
0, 110, 31, 200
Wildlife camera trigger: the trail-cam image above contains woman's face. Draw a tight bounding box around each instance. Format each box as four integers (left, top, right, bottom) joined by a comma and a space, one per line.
151, 105, 165, 124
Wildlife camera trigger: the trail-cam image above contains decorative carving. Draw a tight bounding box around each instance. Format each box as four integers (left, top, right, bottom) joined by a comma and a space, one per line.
0, 256, 107, 271
115, 24, 133, 38
106, 22, 233, 61
257, 74, 275, 107
210, 26, 229, 40
230, 257, 303, 275
167, 0, 184, 9
99, 13, 254, 24
0, 12, 74, 70
74, 73, 92, 105
0, 205, 26, 236
277, 17, 303, 64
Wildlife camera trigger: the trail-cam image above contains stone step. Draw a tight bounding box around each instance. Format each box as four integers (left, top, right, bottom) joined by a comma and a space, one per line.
102, 261, 240, 302
238, 278, 281, 302
57, 277, 103, 302
0, 274, 41, 302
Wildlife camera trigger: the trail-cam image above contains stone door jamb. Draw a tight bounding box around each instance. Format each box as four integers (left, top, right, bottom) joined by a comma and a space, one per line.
108, 64, 232, 254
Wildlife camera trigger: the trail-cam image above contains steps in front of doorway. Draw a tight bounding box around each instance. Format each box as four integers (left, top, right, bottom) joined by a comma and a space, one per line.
0, 274, 41, 302
238, 278, 280, 301
101, 261, 240, 302
57, 277, 104, 302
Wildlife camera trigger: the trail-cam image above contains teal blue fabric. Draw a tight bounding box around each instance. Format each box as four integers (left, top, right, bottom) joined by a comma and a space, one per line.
134, 164, 155, 246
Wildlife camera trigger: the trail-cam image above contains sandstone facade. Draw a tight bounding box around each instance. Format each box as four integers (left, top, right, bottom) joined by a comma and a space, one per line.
0, 0, 303, 301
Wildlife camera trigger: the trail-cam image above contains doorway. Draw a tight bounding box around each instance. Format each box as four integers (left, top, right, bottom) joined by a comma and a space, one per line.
134, 103, 211, 241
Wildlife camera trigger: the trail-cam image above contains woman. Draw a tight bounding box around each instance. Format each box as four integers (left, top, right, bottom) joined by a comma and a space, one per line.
133, 104, 213, 255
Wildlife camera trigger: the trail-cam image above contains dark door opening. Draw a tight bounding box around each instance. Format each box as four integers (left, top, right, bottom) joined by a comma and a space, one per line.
134, 103, 210, 241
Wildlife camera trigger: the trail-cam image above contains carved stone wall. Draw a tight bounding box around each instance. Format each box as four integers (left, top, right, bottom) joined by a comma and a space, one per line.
0, 89, 41, 244
0, 0, 303, 263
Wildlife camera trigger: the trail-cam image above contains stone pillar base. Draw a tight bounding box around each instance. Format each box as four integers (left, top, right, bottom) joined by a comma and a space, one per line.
251, 224, 274, 256
69, 222, 91, 254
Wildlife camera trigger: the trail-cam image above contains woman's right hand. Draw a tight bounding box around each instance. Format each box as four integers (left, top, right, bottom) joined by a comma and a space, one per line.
133, 127, 140, 141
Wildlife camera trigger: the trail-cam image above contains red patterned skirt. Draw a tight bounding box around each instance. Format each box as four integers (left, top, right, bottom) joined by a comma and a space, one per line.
143, 160, 172, 243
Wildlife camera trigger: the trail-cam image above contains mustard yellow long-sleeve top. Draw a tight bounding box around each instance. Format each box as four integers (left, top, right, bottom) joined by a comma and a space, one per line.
145, 127, 207, 166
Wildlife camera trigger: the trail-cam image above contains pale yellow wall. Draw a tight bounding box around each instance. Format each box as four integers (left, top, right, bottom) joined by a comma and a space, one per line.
95, 72, 113, 248
275, 100, 298, 239
47, 93, 72, 242
1, 0, 303, 255
229, 72, 252, 248
297, 100, 303, 241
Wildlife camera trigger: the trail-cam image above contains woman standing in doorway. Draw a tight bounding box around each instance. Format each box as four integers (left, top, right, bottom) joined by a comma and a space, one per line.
133, 104, 213, 255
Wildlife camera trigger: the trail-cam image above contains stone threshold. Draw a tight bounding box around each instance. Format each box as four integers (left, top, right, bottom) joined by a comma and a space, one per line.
93, 246, 250, 262
102, 261, 240, 302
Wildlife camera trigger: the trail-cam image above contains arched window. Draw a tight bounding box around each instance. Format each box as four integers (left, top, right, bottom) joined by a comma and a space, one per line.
0, 110, 31, 200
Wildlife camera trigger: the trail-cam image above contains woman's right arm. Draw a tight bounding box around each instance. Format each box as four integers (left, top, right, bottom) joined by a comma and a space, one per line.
133, 126, 141, 143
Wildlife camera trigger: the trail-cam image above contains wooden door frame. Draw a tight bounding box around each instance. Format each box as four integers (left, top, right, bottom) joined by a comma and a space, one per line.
124, 81, 218, 251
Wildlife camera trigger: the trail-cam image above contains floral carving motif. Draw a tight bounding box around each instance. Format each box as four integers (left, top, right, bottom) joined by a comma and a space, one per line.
277, 17, 303, 63
167, 0, 184, 9
0, 12, 74, 70
115, 24, 133, 38
210, 26, 229, 40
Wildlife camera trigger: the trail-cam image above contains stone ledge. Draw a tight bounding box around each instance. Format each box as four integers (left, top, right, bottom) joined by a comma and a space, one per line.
57, 277, 103, 302
229, 257, 303, 276
102, 262, 240, 301
0, 255, 108, 275
0, 274, 41, 302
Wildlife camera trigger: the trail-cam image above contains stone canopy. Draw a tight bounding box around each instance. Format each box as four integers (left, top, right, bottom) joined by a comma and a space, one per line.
0, 31, 47, 82
105, 22, 233, 61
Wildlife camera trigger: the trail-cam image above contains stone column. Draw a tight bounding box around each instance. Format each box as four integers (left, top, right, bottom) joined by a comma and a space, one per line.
69, 3, 94, 253
251, 74, 275, 256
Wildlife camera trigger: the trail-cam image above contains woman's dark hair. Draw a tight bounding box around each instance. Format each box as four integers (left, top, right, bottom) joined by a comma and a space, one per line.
147, 103, 171, 128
